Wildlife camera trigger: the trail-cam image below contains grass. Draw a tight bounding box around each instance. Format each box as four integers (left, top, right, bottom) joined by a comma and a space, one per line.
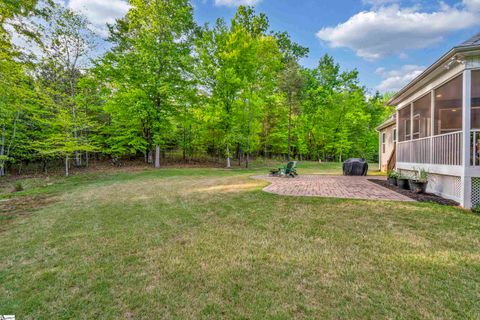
1, 162, 479, 319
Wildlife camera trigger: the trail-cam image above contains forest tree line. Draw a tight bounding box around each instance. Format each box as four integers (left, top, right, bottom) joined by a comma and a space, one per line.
0, 0, 393, 176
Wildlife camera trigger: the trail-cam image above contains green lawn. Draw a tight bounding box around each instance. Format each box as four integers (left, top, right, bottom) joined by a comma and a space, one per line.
1, 162, 480, 319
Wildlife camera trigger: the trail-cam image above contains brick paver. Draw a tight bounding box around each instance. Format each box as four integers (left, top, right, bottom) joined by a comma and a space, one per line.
253, 175, 413, 202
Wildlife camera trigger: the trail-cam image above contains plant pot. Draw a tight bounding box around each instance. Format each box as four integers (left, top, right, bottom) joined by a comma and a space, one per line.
409, 180, 427, 194
397, 178, 410, 190
387, 177, 397, 186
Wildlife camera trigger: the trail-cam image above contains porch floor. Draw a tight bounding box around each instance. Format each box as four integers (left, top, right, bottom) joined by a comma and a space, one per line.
253, 175, 414, 202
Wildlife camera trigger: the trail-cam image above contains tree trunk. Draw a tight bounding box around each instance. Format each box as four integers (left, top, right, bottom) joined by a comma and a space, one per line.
246, 109, 251, 169
287, 93, 293, 161
237, 144, 242, 166
0, 125, 5, 177
226, 145, 231, 168
155, 145, 161, 168
74, 150, 80, 167
69, 76, 81, 168
65, 155, 69, 177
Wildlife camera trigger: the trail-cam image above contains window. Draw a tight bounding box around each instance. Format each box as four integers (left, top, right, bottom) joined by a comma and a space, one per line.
434, 75, 463, 135
472, 70, 480, 129
382, 132, 386, 153
412, 92, 431, 139
398, 105, 411, 142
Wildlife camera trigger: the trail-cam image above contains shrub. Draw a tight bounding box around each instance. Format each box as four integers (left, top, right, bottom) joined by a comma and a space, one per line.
387, 170, 400, 179
418, 169, 429, 182
14, 181, 24, 192
472, 203, 480, 215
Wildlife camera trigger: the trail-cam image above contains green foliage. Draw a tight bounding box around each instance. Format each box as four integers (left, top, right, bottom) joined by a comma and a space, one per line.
14, 181, 24, 192
387, 170, 399, 179
0, 1, 393, 175
472, 203, 480, 214
414, 168, 429, 183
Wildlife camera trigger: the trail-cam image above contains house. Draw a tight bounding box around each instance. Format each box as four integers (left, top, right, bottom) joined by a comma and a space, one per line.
378, 32, 480, 208
377, 114, 396, 173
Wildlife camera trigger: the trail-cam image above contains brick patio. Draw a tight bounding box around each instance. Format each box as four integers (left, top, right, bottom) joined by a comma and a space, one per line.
253, 175, 414, 202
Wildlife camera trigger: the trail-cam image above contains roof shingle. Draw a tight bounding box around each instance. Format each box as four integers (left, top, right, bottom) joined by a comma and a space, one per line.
457, 32, 480, 48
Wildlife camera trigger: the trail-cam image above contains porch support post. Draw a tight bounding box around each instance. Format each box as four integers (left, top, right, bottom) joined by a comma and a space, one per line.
410, 103, 413, 163
461, 69, 472, 209
410, 102, 414, 141
430, 90, 435, 163
396, 109, 400, 169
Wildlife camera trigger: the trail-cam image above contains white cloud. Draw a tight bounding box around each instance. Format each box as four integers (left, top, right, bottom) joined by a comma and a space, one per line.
214, 0, 261, 7
316, 2, 480, 60
464, 0, 480, 11
362, 0, 398, 7
376, 64, 425, 92
68, 0, 130, 37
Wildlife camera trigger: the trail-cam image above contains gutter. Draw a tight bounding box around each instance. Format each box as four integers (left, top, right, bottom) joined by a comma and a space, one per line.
376, 117, 396, 132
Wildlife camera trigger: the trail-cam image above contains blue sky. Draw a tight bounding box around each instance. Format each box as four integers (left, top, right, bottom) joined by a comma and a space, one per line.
67, 0, 480, 93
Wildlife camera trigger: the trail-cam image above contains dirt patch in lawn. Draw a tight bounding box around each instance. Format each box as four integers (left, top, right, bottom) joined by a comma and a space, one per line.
368, 179, 459, 206
0, 195, 58, 229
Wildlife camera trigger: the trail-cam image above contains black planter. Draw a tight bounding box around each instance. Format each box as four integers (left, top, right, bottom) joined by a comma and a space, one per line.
409, 180, 427, 194
387, 177, 397, 186
397, 178, 410, 190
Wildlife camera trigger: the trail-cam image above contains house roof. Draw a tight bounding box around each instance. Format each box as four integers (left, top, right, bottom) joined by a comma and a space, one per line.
376, 114, 396, 131
458, 32, 480, 47
388, 32, 480, 106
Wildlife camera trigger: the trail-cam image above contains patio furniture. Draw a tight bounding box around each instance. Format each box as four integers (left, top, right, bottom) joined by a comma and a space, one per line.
270, 161, 298, 178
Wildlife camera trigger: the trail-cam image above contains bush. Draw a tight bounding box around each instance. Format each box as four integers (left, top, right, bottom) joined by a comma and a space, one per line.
472, 203, 480, 215
14, 181, 24, 192
387, 170, 399, 178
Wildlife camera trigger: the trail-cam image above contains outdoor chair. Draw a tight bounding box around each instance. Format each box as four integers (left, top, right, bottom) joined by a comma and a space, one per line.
270, 161, 298, 178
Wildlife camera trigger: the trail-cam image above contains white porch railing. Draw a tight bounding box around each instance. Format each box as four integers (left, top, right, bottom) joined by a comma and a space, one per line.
397, 131, 463, 166
472, 130, 480, 166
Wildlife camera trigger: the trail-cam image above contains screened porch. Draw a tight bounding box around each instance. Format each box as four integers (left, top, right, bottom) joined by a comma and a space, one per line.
397, 69, 480, 167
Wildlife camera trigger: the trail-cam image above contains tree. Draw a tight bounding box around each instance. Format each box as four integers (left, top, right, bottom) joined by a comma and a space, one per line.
0, 58, 27, 176
100, 0, 196, 168
0, 0, 44, 176
38, 4, 96, 174
0, 1, 392, 175
278, 60, 304, 161
197, 6, 282, 168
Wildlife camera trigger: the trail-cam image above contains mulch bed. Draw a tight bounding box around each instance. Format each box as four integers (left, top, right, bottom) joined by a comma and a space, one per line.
368, 179, 460, 206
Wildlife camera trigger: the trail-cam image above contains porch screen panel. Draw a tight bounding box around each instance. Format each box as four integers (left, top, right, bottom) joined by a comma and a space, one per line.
472, 70, 480, 129
398, 105, 411, 142
434, 75, 462, 135
412, 92, 431, 139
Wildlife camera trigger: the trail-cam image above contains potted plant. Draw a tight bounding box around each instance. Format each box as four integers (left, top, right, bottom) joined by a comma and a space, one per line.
396, 173, 410, 190
387, 170, 398, 186
409, 169, 429, 194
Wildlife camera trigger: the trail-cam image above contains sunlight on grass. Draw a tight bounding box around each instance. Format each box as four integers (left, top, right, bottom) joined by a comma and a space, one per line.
1, 164, 479, 318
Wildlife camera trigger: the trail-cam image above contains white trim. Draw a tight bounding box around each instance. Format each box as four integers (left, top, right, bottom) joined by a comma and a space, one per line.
432, 190, 462, 204
397, 162, 463, 176
430, 90, 435, 162
396, 66, 465, 111
462, 70, 472, 208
